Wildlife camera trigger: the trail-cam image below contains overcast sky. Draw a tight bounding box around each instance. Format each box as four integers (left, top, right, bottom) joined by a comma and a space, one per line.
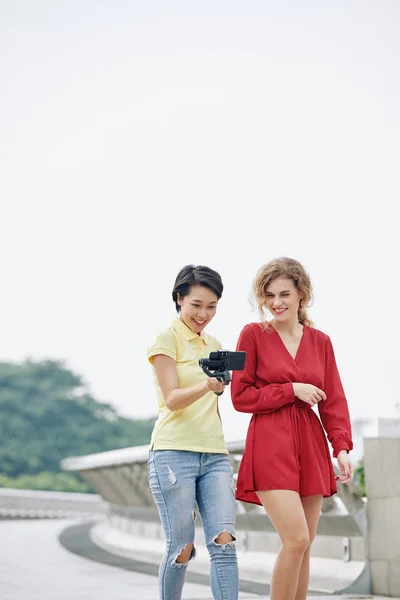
1, 0, 399, 443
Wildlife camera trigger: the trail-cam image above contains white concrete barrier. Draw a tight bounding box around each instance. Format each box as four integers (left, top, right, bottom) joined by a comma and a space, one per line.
0, 488, 106, 519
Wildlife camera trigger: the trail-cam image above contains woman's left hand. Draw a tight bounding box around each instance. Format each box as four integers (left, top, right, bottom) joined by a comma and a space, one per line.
335, 450, 354, 483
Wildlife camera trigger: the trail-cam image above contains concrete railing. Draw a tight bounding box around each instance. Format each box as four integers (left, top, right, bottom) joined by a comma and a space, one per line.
61, 440, 370, 595
0, 488, 105, 519
364, 436, 400, 597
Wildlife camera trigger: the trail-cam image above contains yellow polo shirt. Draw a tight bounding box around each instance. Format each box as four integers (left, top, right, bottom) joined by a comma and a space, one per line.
147, 318, 228, 454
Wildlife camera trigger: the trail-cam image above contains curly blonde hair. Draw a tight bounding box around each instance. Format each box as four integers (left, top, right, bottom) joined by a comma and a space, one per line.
252, 257, 314, 328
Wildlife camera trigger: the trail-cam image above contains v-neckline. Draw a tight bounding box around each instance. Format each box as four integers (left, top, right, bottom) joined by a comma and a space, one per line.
273, 325, 306, 362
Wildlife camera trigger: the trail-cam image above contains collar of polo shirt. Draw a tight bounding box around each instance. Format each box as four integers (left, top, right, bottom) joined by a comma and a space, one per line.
172, 317, 209, 344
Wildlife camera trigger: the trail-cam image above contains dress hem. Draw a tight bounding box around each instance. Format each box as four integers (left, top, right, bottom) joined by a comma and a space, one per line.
236, 486, 337, 506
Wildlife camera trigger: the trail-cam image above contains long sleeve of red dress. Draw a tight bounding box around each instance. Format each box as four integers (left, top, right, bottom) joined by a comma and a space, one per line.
318, 335, 353, 458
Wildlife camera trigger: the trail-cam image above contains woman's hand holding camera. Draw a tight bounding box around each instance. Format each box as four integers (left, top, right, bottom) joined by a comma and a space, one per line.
205, 377, 226, 395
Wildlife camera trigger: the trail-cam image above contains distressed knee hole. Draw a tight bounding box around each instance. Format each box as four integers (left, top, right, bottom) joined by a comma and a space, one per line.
173, 542, 195, 565
213, 530, 236, 548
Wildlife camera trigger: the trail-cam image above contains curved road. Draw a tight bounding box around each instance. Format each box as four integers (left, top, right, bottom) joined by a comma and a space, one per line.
0, 518, 392, 600
0, 518, 258, 600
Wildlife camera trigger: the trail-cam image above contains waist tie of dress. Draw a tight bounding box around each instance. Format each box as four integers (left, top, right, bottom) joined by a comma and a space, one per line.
291, 401, 311, 471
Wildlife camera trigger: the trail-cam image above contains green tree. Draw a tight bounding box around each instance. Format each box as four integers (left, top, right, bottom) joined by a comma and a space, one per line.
0, 360, 156, 489
354, 457, 365, 497
0, 471, 93, 493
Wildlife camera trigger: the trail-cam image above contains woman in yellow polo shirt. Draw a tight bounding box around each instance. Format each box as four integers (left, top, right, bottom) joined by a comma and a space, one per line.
147, 264, 238, 600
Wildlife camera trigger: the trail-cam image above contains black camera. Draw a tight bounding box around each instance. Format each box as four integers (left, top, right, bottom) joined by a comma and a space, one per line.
199, 350, 246, 396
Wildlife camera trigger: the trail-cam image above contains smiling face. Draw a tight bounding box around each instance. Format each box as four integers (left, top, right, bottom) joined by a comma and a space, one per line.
177, 284, 218, 334
264, 277, 302, 324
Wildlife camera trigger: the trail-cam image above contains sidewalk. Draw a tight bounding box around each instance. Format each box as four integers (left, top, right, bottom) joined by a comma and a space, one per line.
0, 517, 397, 600
0, 518, 254, 600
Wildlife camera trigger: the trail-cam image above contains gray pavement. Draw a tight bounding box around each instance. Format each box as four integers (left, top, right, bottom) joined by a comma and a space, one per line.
0, 518, 395, 600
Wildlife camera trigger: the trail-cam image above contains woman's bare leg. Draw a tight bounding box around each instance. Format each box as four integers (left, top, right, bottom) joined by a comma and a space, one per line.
294, 495, 323, 600
256, 490, 309, 600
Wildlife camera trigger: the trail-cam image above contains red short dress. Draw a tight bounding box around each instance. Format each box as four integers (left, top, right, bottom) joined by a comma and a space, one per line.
230, 323, 353, 506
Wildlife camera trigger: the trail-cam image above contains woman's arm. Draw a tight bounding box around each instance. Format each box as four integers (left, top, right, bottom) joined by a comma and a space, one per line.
318, 335, 353, 458
153, 354, 225, 411
231, 325, 295, 414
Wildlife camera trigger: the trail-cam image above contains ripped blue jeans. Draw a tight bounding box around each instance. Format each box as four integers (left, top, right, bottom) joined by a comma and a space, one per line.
148, 450, 238, 600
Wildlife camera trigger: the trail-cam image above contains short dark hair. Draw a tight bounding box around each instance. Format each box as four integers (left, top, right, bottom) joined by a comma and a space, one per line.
172, 265, 223, 312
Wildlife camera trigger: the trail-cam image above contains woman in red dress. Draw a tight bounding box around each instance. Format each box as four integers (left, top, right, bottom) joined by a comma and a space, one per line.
231, 257, 354, 600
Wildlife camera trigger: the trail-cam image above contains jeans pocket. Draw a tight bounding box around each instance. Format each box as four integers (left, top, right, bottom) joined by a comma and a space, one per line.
147, 451, 155, 482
